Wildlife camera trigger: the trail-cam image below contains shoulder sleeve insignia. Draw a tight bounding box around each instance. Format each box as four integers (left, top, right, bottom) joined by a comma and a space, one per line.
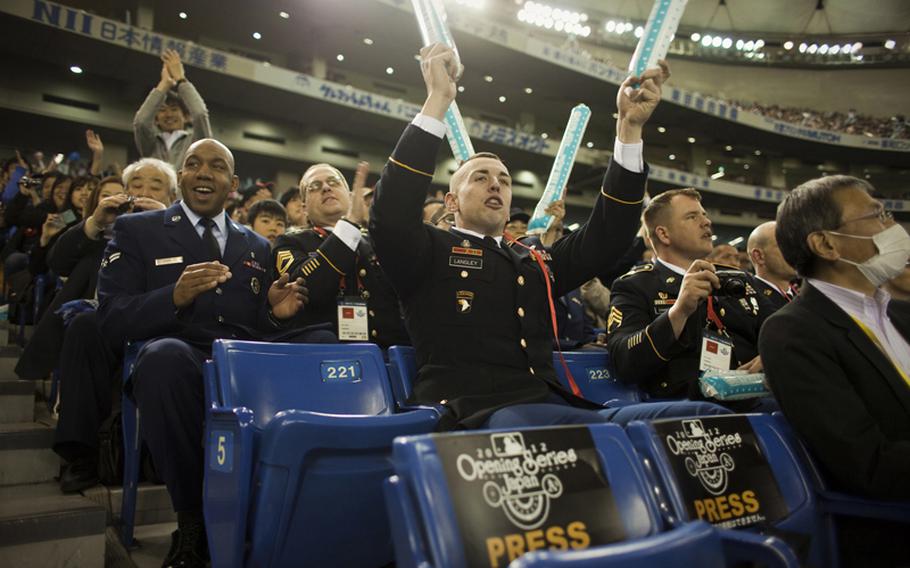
607, 306, 623, 332
275, 250, 294, 275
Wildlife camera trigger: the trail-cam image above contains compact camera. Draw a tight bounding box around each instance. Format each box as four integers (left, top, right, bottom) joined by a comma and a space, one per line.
714, 270, 749, 297
19, 176, 43, 190
115, 196, 135, 215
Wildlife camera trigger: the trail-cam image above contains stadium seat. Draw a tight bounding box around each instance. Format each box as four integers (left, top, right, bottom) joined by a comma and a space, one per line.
626, 414, 839, 567
385, 423, 797, 568
119, 339, 148, 548
770, 413, 910, 524
509, 520, 797, 568
203, 340, 438, 568
387, 344, 444, 415
553, 351, 642, 405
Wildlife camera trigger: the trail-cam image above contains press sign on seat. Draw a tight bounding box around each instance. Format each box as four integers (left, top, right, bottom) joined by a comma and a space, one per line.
210, 430, 234, 473
320, 360, 363, 382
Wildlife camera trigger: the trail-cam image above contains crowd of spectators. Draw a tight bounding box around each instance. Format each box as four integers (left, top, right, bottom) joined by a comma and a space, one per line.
0, 44, 906, 568
737, 101, 908, 139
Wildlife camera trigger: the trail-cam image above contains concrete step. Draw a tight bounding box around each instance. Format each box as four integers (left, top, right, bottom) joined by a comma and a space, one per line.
0, 345, 22, 381
0, 482, 106, 568
128, 522, 178, 568
4, 324, 34, 348
0, 421, 60, 486
83, 483, 176, 527
0, 380, 35, 423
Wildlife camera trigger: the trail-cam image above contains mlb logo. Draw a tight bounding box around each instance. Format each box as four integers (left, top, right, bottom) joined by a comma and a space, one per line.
706, 340, 718, 354
342, 307, 354, 319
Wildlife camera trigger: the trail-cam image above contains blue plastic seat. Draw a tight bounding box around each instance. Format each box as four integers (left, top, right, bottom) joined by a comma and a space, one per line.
626, 413, 840, 567
385, 423, 797, 568
510, 520, 796, 568
119, 339, 147, 548
203, 340, 438, 568
770, 413, 910, 524
387, 345, 418, 409
553, 351, 641, 405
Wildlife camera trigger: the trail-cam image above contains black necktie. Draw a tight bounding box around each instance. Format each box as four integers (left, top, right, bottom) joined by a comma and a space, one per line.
200, 218, 221, 261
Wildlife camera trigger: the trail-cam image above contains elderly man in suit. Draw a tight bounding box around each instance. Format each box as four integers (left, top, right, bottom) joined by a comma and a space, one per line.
760, 175, 910, 565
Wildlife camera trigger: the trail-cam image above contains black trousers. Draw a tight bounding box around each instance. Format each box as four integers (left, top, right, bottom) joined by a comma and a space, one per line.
131, 328, 337, 512
53, 311, 119, 462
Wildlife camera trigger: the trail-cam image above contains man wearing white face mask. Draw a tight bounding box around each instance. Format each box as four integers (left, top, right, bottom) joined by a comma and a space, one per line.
764, 180, 910, 461
760, 175, 910, 562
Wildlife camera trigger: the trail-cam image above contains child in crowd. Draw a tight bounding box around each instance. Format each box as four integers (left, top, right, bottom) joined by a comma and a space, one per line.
247, 198, 287, 245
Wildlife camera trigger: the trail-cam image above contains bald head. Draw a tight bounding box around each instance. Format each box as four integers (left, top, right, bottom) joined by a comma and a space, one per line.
185, 138, 235, 173
748, 221, 796, 283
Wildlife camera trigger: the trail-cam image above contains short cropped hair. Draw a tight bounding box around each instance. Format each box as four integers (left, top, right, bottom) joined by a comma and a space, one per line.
247, 199, 287, 226
775, 175, 873, 277
122, 158, 178, 193
449, 152, 505, 192
642, 188, 702, 246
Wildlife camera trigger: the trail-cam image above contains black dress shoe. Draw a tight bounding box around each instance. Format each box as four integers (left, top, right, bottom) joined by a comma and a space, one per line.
60, 456, 100, 494
162, 529, 179, 567
163, 518, 209, 568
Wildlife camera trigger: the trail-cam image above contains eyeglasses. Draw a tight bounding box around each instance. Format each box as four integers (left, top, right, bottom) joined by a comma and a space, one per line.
304, 176, 344, 193
838, 207, 893, 227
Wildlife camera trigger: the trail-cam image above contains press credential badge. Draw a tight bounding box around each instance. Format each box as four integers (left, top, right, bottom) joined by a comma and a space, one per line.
337, 297, 369, 341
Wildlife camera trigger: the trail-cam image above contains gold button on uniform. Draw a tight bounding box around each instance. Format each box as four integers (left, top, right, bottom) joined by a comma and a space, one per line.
517, 307, 525, 317
720, 308, 726, 317
371, 330, 378, 338
517, 276, 525, 286
529, 366, 535, 374
520, 338, 527, 348
359, 268, 367, 277
362, 290, 371, 299
460, 271, 469, 278
368, 310, 375, 317
660, 382, 668, 388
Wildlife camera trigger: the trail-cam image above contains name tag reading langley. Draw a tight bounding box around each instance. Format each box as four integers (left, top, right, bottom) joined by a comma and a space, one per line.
155, 256, 184, 266
449, 246, 483, 270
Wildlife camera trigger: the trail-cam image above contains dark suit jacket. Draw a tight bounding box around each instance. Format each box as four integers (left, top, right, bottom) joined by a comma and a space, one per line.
759, 283, 910, 499
370, 124, 647, 428
97, 203, 275, 350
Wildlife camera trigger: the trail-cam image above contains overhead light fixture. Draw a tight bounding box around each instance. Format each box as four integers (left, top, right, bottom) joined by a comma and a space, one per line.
517, 2, 591, 37
725, 145, 733, 151
69, 65, 83, 74
524, 87, 533, 94
586, 141, 594, 148
363, 37, 374, 45
386, 67, 395, 75
884, 39, 896, 50
279, 11, 290, 19
484, 75, 493, 82
754, 149, 762, 156
635, 26, 644, 38
819, 44, 829, 54
711, 235, 718, 241
754, 39, 764, 49
852, 41, 863, 52
711, 169, 725, 180
687, 136, 696, 143
690, 32, 701, 42
252, 32, 262, 40
457, 85, 465, 93
743, 164, 750, 170
712, 36, 722, 47
706, 159, 713, 165
657, 126, 666, 133
701, 35, 712, 47
735, 39, 744, 50
808, 43, 818, 53
178, 11, 188, 19
541, 133, 549, 139
744, 40, 755, 50
336, 54, 344, 61
668, 153, 676, 160
498, 95, 506, 102
728, 236, 743, 246
722, 37, 733, 49
606, 21, 617, 32
830, 45, 841, 54
783, 40, 794, 50
799, 43, 808, 53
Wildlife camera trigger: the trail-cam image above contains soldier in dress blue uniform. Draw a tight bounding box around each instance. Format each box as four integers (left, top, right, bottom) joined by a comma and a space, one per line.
97, 139, 328, 568
606, 188, 777, 412
370, 44, 726, 430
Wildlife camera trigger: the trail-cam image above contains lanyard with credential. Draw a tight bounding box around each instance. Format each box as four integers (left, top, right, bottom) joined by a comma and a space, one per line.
850, 316, 910, 389
506, 235, 583, 398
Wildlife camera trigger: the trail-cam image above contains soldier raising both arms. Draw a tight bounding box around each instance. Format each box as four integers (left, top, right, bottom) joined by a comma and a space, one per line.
370, 43, 727, 430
